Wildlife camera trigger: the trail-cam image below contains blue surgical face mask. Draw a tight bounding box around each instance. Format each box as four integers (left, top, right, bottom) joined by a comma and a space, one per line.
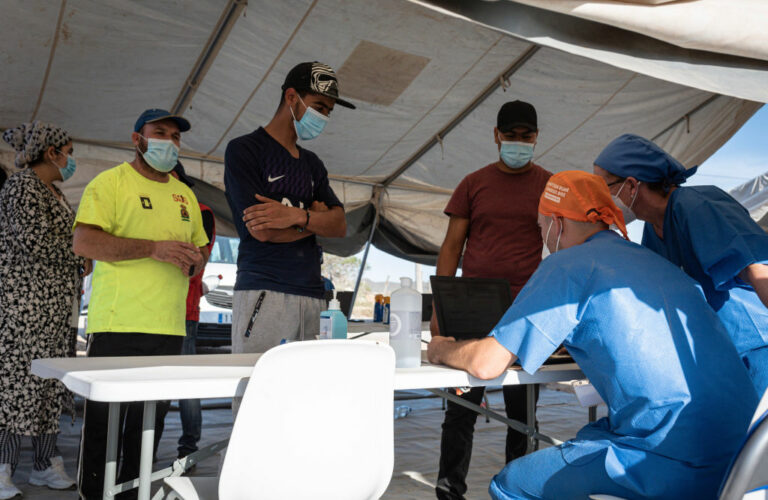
498, 135, 535, 169
60, 156, 76, 181
291, 96, 328, 141
138, 135, 179, 172
54, 149, 76, 182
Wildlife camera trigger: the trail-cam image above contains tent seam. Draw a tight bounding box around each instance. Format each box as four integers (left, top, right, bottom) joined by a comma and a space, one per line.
206, 0, 319, 156
30, 0, 67, 121
535, 72, 638, 162
380, 43, 540, 187
356, 34, 506, 177
171, 0, 247, 115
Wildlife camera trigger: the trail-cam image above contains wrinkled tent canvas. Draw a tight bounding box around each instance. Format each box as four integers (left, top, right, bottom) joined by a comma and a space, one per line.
730, 172, 768, 233
1, 0, 767, 264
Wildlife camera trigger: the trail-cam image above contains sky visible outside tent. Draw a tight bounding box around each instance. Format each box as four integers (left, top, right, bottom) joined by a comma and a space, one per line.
362, 106, 768, 283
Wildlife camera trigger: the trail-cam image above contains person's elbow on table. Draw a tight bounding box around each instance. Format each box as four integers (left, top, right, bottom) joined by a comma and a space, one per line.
467, 337, 517, 380
428, 335, 516, 380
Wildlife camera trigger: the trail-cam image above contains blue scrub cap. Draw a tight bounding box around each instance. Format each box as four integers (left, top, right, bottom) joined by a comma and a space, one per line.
595, 134, 697, 192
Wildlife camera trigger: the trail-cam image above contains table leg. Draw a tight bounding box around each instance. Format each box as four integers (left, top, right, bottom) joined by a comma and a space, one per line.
526, 384, 537, 454
428, 388, 562, 447
103, 403, 119, 500
137, 401, 156, 500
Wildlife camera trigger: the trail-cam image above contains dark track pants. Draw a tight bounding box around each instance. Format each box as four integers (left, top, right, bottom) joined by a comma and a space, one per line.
77, 332, 183, 500
436, 384, 540, 500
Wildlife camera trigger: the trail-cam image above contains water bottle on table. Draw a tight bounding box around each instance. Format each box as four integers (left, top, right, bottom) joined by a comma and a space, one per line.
389, 277, 422, 368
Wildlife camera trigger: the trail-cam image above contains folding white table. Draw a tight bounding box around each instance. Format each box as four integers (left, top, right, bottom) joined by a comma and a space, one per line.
31, 353, 583, 500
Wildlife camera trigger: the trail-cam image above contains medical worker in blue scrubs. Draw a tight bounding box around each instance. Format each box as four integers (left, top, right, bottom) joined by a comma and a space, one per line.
593, 134, 768, 395
427, 170, 757, 500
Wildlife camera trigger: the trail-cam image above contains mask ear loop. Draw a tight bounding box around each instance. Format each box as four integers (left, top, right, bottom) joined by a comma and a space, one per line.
616, 179, 641, 212
135, 134, 148, 158
289, 93, 307, 123
555, 218, 562, 253
628, 181, 640, 212
545, 219, 553, 250
49, 148, 65, 170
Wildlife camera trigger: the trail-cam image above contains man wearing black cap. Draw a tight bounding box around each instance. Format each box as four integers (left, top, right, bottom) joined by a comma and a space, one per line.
431, 100, 551, 500
224, 62, 351, 384
73, 109, 209, 499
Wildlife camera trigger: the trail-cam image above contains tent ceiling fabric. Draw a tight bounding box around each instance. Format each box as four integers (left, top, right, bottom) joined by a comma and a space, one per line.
1, 0, 765, 263
510, 0, 768, 62
730, 173, 768, 233
414, 0, 768, 103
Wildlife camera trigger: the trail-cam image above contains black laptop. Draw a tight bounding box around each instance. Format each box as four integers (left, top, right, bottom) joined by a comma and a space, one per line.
429, 276, 513, 340
323, 290, 354, 317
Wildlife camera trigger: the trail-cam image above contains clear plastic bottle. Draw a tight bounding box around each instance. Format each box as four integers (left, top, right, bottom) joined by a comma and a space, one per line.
394, 405, 412, 419
389, 277, 422, 368
382, 296, 391, 325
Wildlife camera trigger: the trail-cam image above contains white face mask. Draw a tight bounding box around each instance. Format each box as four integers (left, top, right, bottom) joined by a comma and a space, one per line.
612, 180, 639, 225
544, 218, 562, 254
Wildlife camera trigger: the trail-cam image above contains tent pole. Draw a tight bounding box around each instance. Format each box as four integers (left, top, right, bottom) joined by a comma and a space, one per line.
171, 0, 247, 115
381, 44, 539, 187
349, 192, 382, 318
171, 0, 248, 114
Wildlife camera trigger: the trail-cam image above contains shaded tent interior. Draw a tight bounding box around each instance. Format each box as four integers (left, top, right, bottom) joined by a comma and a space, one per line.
1, 0, 767, 269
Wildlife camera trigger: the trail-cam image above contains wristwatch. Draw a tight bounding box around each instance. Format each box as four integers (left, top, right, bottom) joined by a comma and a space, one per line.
297, 209, 310, 233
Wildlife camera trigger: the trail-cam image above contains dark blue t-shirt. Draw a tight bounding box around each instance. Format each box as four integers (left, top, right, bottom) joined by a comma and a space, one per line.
224, 127, 343, 298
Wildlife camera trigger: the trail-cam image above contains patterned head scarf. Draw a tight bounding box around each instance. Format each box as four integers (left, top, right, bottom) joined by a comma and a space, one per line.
2, 121, 71, 169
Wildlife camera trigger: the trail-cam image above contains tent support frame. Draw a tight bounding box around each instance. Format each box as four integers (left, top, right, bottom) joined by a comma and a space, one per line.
170, 0, 248, 115
381, 44, 540, 188
349, 189, 384, 318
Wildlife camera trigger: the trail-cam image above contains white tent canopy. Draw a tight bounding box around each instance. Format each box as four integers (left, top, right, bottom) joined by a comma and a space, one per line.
730, 172, 768, 233
1, 0, 766, 262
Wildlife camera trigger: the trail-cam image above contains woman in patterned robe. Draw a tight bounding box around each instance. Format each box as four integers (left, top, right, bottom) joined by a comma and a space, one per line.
0, 122, 89, 494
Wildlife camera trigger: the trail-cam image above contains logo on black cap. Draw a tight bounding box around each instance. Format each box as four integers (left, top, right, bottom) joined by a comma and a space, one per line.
282, 62, 356, 109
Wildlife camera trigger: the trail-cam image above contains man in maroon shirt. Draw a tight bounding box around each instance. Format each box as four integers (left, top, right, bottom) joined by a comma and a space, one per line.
432, 100, 552, 500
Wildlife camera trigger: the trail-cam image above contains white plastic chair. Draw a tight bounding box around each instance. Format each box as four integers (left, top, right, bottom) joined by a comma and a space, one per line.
590, 388, 768, 500
719, 387, 768, 500
164, 340, 396, 500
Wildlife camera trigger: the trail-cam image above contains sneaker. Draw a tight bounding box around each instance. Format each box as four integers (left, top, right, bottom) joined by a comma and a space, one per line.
175, 453, 197, 473
28, 456, 75, 490
0, 464, 22, 500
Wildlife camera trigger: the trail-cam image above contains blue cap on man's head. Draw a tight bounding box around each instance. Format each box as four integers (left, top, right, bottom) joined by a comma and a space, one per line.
134, 109, 191, 133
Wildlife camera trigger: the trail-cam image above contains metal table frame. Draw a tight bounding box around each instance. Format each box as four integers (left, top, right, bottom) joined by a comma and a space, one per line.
31, 354, 584, 499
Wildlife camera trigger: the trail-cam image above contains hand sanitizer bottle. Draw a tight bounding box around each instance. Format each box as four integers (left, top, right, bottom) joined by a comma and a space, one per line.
320, 290, 348, 340
389, 277, 422, 368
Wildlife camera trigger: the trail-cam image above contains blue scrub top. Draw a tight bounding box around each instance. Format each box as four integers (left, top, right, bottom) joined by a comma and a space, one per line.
491, 231, 756, 477
641, 186, 768, 355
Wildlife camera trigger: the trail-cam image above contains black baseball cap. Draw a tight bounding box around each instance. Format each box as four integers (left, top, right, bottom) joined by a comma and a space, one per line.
497, 100, 537, 132
172, 161, 195, 187
134, 108, 191, 133
282, 62, 356, 109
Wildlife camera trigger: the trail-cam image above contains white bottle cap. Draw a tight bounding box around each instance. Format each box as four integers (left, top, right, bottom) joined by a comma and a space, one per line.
400, 277, 413, 288
329, 289, 341, 310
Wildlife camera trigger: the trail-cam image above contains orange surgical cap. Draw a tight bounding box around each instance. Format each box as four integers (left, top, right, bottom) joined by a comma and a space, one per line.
538, 170, 628, 239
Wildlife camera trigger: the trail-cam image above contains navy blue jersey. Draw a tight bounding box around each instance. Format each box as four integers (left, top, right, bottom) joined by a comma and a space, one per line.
224, 127, 343, 298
